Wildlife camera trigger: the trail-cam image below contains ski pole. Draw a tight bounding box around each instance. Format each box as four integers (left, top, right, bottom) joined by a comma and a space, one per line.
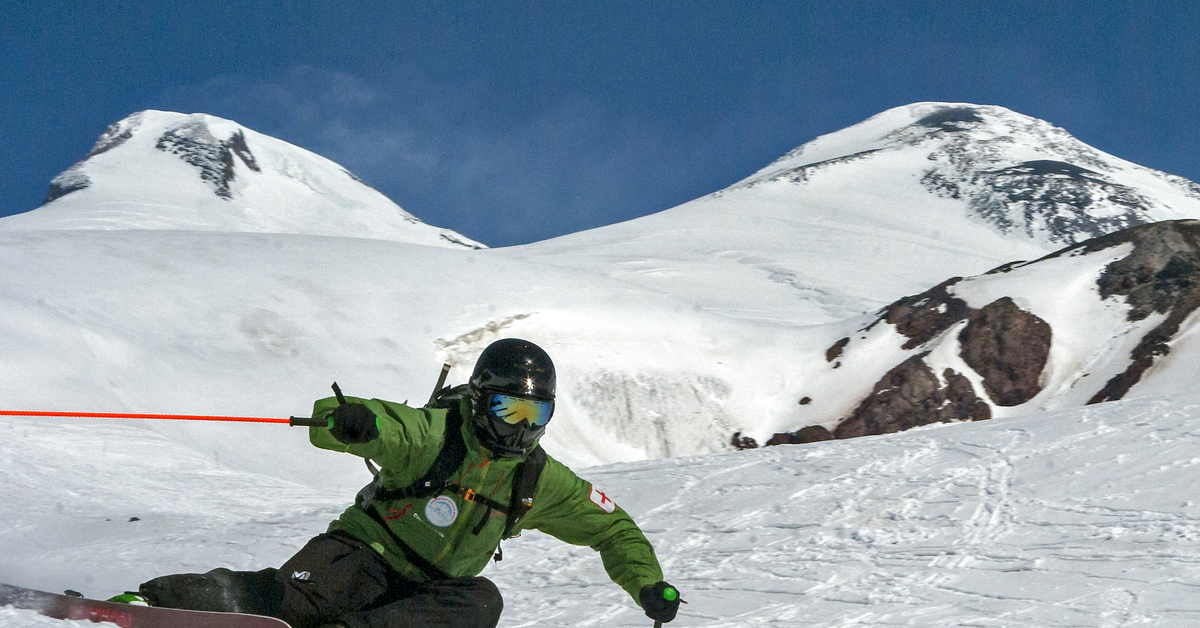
3, 383, 347, 428
0, 410, 294, 424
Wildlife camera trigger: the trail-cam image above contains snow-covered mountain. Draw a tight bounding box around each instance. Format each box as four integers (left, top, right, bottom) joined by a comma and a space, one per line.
519, 103, 1200, 325
0, 111, 483, 249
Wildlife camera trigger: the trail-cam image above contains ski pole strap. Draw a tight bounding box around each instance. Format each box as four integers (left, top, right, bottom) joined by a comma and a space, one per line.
359, 504, 450, 581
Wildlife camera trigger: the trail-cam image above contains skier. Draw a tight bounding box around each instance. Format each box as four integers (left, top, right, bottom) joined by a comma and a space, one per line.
129, 338, 681, 628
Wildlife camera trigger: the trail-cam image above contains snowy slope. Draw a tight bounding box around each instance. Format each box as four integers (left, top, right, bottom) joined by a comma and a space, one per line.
744, 219, 1200, 445
0, 111, 482, 249
4, 393, 1200, 627
517, 103, 1200, 325
3, 104, 1200, 469
0, 228, 786, 469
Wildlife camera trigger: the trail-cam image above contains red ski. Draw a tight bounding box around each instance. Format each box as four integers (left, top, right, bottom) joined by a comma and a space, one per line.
0, 583, 290, 628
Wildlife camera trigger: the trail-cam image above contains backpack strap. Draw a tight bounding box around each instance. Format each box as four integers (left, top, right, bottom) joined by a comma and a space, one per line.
503, 444, 547, 539
370, 398, 467, 502
489, 445, 547, 563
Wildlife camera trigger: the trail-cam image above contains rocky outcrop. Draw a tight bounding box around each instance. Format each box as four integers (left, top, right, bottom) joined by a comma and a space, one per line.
803, 278, 1051, 442
43, 114, 146, 204
85, 113, 142, 159
765, 425, 834, 446
731, 432, 759, 450
43, 165, 91, 204
826, 337, 850, 362
875, 278, 969, 349
905, 105, 1157, 245
1086, 220, 1200, 403
959, 297, 1052, 406
833, 357, 991, 439
156, 122, 261, 200
42, 114, 264, 205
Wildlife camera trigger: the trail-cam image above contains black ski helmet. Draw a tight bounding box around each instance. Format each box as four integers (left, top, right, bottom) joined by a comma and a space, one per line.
469, 338, 556, 457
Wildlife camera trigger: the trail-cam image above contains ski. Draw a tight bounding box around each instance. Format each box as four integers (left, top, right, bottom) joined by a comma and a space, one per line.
0, 582, 290, 628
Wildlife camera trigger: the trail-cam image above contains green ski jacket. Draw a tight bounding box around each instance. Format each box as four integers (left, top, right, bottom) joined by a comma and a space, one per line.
309, 395, 664, 602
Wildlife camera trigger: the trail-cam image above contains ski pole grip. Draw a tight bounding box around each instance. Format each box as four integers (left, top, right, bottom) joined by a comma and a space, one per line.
289, 416, 332, 428
652, 586, 680, 627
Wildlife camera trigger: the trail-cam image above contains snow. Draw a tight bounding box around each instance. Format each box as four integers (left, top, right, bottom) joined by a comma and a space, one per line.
6, 394, 1200, 626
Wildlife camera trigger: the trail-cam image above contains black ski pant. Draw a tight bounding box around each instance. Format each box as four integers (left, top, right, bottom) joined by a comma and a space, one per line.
277, 531, 503, 628
138, 531, 503, 628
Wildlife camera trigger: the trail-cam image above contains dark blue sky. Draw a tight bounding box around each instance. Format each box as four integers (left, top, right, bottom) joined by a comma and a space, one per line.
3, 1, 1198, 247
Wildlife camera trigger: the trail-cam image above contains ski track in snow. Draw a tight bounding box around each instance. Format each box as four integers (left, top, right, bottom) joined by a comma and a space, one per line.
5, 395, 1200, 626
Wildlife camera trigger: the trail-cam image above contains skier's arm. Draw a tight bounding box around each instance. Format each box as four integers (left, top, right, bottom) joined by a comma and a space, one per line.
518, 457, 665, 601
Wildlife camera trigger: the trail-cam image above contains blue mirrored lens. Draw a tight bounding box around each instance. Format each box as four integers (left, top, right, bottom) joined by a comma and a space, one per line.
487, 393, 553, 427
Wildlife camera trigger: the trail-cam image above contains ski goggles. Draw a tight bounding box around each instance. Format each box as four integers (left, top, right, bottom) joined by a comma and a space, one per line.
485, 393, 554, 427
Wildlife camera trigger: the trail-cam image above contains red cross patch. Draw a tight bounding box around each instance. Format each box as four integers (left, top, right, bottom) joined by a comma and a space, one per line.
588, 483, 616, 514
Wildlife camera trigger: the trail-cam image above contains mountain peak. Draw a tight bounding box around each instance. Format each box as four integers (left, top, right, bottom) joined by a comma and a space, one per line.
8, 110, 483, 249
740, 102, 1200, 247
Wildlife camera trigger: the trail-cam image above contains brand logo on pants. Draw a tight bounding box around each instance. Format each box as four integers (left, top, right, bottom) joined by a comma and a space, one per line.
292, 571, 311, 581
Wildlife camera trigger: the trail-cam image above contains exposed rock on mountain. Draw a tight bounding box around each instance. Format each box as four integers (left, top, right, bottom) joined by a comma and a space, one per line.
876, 278, 971, 350
823, 289, 1052, 438
155, 122, 261, 200
833, 357, 991, 438
959, 297, 1052, 406
43, 165, 90, 204
1082, 220, 1200, 403
765, 220, 1200, 445
44, 112, 145, 204
910, 108, 1161, 244
765, 424, 833, 446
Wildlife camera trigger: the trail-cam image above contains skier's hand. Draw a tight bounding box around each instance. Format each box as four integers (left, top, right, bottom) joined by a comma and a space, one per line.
639, 581, 681, 623
329, 402, 379, 444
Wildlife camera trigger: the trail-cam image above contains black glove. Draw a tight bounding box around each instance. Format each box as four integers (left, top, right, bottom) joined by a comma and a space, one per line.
329, 403, 379, 444
639, 581, 681, 623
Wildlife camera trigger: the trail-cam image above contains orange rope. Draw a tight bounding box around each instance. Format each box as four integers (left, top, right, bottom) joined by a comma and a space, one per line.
0, 410, 291, 423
